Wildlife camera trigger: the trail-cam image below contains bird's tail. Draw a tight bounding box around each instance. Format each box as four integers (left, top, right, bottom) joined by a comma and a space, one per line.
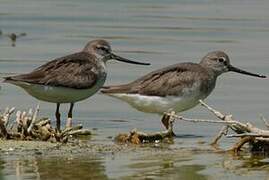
1, 76, 9, 83
101, 84, 132, 94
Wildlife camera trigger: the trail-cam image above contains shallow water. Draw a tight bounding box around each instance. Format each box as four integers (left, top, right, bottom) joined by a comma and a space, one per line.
0, 0, 269, 179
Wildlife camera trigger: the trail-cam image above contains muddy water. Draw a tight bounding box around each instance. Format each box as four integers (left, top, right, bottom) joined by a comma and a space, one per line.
0, 0, 269, 179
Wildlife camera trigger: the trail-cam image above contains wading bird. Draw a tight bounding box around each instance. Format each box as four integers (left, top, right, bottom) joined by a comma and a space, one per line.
101, 51, 266, 129
4, 39, 150, 131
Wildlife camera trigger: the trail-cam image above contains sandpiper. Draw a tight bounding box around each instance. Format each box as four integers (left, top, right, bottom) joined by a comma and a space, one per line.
101, 51, 266, 129
3, 39, 150, 131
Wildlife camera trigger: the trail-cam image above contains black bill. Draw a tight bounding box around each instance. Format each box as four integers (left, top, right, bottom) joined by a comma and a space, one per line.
228, 65, 266, 78
110, 53, 150, 65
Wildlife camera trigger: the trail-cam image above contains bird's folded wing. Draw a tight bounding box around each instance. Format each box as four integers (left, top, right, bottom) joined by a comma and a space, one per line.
102, 63, 205, 97
5, 53, 99, 89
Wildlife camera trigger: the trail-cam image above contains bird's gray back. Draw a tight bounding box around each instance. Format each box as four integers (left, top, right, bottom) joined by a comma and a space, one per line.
102, 62, 217, 97
5, 52, 106, 89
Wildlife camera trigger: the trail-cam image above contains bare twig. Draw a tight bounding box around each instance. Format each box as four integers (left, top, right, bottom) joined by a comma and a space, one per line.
115, 128, 174, 144
210, 126, 228, 146
199, 100, 225, 120
0, 118, 8, 139
163, 100, 269, 152
35, 119, 50, 127
3, 107, 15, 126
228, 136, 254, 154
0, 105, 90, 142
199, 100, 269, 152
261, 115, 269, 129
67, 129, 91, 136
165, 111, 255, 134
27, 104, 40, 133
226, 133, 269, 138
61, 124, 83, 137
165, 113, 229, 124
115, 113, 175, 144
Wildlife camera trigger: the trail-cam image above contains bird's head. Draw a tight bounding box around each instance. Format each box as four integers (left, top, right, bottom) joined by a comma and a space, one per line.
199, 51, 266, 78
83, 39, 150, 65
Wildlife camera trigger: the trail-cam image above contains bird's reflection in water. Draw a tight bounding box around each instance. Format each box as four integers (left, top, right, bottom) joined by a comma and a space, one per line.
2, 155, 108, 180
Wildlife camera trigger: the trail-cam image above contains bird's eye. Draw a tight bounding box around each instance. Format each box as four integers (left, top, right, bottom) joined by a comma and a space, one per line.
218, 57, 225, 63
97, 46, 109, 52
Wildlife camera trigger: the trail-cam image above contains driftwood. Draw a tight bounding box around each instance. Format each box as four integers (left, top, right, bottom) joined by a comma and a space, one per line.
0, 105, 91, 142
115, 112, 176, 144
164, 100, 269, 154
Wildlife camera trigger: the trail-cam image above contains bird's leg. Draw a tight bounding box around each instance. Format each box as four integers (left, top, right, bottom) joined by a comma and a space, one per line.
66, 103, 74, 128
55, 103, 61, 131
161, 110, 176, 136
161, 109, 174, 130
161, 114, 170, 130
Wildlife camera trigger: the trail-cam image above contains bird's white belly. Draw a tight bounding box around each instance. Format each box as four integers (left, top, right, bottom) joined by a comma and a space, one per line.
108, 92, 206, 114
106, 81, 211, 114
9, 79, 106, 103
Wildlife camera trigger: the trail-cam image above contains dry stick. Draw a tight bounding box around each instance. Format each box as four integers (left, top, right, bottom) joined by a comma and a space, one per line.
1, 107, 16, 132
226, 133, 269, 138
120, 127, 174, 144
165, 100, 269, 151
15, 111, 23, 133
199, 100, 225, 119
61, 124, 83, 137
199, 100, 246, 133
198, 100, 269, 151
199, 100, 269, 135
165, 114, 233, 124
131, 128, 173, 139
16, 111, 22, 124
165, 112, 248, 145
134, 112, 175, 142
0, 118, 8, 138
21, 111, 27, 128
210, 125, 228, 146
228, 136, 255, 154
2, 107, 9, 124
166, 101, 269, 138
28, 108, 33, 119
261, 116, 269, 129
35, 119, 50, 127
165, 112, 249, 131
139, 111, 175, 139
67, 129, 91, 136
3, 107, 15, 126
27, 104, 40, 133
116, 113, 175, 144
0, 105, 91, 142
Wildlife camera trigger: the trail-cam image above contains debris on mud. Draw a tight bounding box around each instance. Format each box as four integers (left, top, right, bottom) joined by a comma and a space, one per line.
0, 105, 91, 143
